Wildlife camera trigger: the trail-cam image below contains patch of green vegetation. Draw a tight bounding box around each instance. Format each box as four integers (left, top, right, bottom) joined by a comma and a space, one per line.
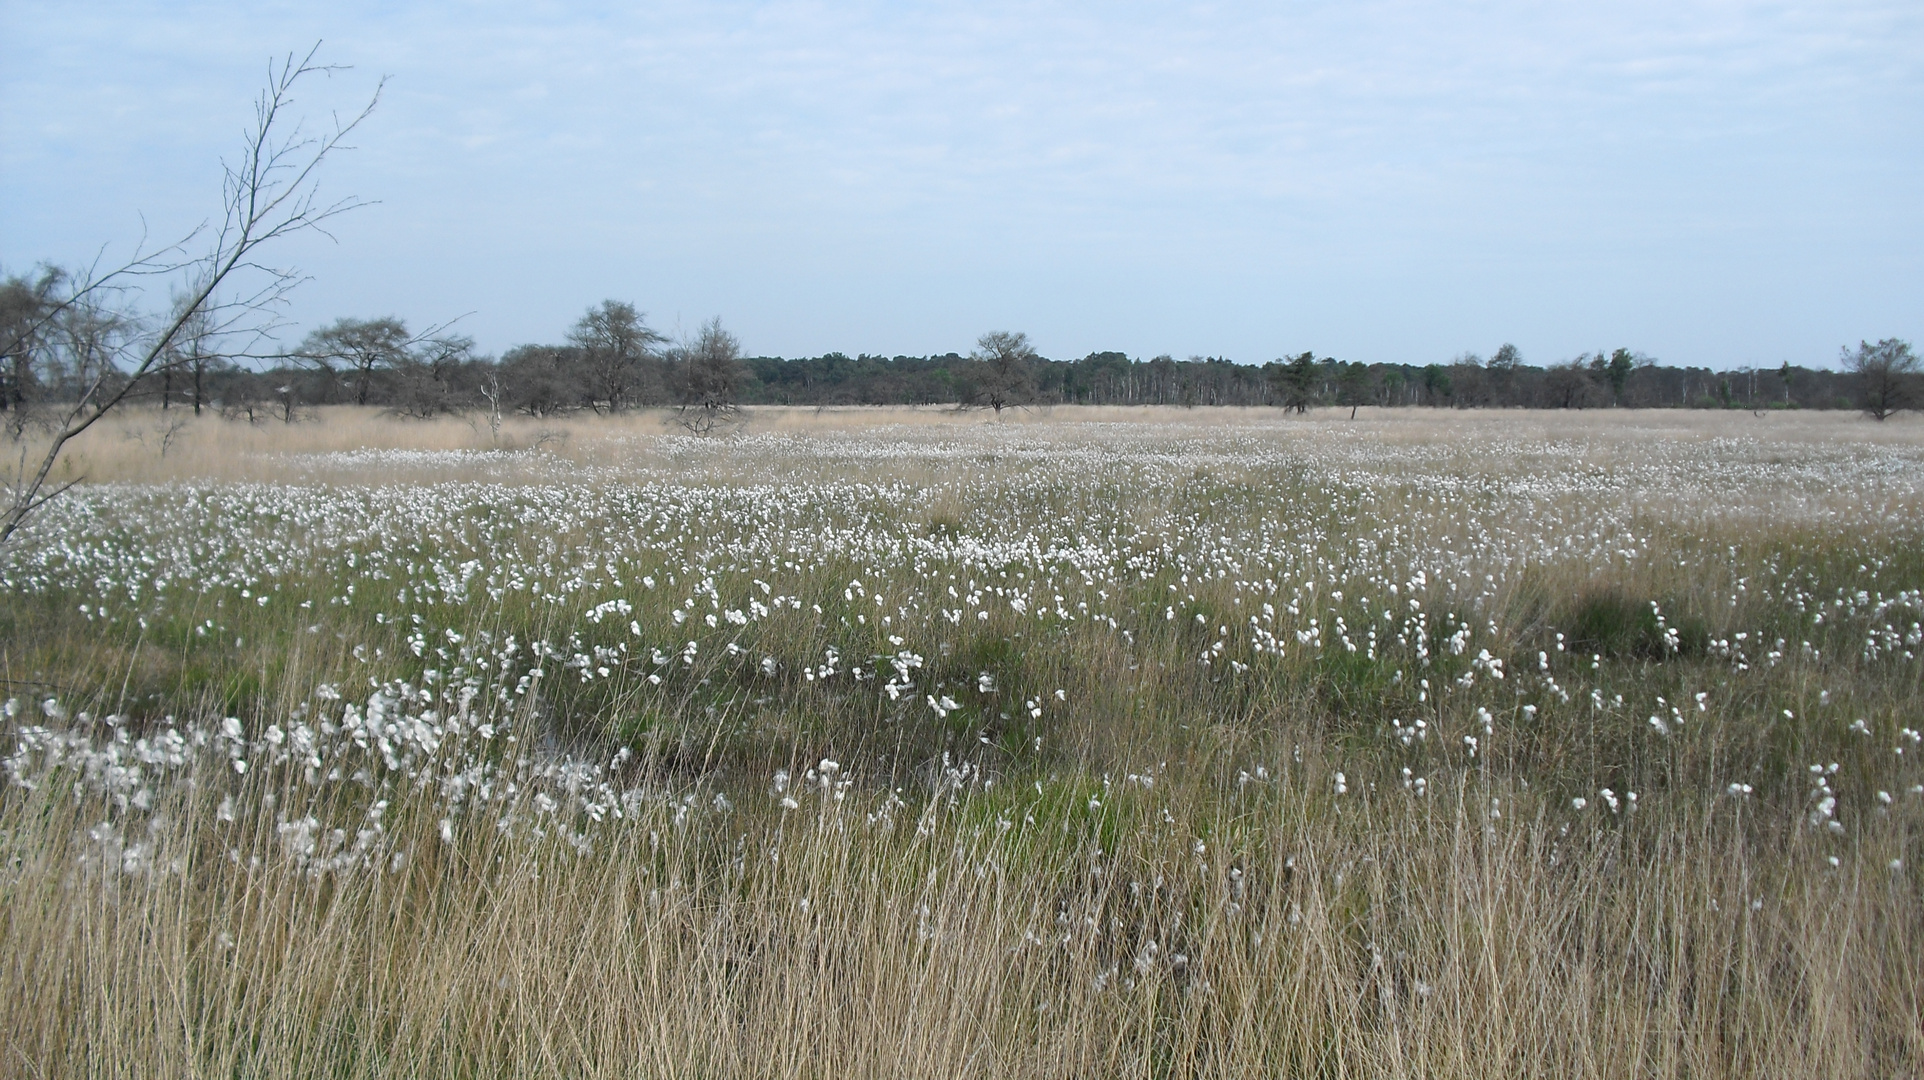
961, 634, 1020, 674
217, 669, 265, 718
952, 772, 1130, 855
1310, 645, 1407, 724
1563, 588, 1707, 659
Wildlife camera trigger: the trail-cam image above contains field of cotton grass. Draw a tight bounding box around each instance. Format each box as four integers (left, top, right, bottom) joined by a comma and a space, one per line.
3, 406, 1922, 1078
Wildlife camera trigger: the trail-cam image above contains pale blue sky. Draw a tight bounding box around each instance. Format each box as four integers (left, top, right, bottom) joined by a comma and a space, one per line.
3, 1, 1920, 367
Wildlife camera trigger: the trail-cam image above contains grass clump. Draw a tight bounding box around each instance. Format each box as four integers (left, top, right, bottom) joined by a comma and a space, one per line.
1563, 587, 1710, 658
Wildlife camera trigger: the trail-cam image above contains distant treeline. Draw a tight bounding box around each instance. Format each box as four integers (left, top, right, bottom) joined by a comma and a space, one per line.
149, 344, 1890, 418
1, 283, 1912, 422
745, 349, 1862, 412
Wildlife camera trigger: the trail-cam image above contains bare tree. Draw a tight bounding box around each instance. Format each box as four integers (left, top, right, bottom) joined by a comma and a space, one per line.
569, 301, 666, 412
970, 331, 1038, 415
0, 45, 380, 549
296, 315, 473, 415
477, 369, 507, 445
219, 370, 271, 425
297, 315, 410, 405
0, 268, 66, 431
158, 298, 227, 414
270, 383, 304, 424
388, 331, 477, 419
1843, 338, 1918, 421
670, 317, 746, 435
123, 411, 193, 457
1544, 360, 1600, 409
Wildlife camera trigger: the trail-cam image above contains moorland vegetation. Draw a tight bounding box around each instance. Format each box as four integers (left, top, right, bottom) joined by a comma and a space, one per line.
1, 407, 1920, 1077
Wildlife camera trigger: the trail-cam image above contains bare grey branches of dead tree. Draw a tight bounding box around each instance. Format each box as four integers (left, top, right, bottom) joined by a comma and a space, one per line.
1843, 338, 1919, 422
0, 44, 381, 549
969, 330, 1038, 416
671, 317, 747, 436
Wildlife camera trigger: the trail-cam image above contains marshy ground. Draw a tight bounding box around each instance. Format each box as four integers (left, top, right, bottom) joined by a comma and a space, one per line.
3, 406, 1921, 1077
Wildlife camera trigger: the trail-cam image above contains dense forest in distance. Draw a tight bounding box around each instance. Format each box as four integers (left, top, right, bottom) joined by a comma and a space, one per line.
736, 348, 1850, 411
1, 281, 1911, 422
138, 338, 1898, 419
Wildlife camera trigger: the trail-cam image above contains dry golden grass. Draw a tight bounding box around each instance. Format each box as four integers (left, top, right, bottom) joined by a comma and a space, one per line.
5, 749, 1916, 1078
2, 405, 1921, 1077
44, 403, 1924, 486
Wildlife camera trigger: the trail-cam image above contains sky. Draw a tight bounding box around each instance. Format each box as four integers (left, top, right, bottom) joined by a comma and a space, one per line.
3, 1, 1921, 369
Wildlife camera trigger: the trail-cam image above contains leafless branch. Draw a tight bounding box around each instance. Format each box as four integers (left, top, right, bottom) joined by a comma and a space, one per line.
2, 44, 381, 549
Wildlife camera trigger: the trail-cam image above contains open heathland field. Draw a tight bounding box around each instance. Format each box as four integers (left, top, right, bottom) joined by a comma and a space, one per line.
3, 406, 1923, 1078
